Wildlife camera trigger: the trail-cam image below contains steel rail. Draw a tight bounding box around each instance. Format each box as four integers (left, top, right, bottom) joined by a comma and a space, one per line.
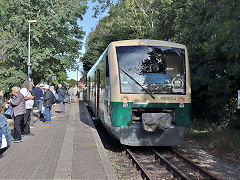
152, 149, 190, 180
171, 148, 219, 180
124, 148, 153, 180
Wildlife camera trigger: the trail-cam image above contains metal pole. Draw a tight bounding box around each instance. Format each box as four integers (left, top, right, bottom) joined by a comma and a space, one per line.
77, 69, 78, 86
28, 22, 31, 81
27, 20, 37, 81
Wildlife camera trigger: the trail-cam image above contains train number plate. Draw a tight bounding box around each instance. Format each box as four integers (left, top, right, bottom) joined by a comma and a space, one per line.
123, 103, 128, 107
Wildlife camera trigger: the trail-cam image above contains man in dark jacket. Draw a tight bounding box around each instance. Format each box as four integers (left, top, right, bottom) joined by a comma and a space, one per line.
43, 85, 55, 124
57, 84, 66, 114
33, 84, 44, 118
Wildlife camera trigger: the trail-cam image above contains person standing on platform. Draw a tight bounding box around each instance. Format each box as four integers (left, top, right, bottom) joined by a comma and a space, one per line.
43, 85, 55, 124
67, 85, 73, 104
29, 83, 36, 128
0, 90, 11, 154
8, 86, 26, 143
20, 80, 35, 136
50, 86, 56, 118
34, 84, 44, 119
0, 90, 3, 106
73, 85, 78, 103
57, 84, 66, 114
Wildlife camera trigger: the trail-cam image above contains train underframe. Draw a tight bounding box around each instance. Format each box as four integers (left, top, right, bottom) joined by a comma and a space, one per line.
111, 125, 189, 146
102, 106, 190, 146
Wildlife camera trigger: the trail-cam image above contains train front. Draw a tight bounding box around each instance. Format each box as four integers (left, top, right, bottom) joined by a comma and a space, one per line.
109, 40, 191, 146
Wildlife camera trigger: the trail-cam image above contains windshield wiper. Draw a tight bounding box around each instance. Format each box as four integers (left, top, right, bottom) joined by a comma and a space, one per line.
120, 68, 155, 99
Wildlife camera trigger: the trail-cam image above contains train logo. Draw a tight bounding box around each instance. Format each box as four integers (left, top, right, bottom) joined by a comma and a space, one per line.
172, 76, 184, 93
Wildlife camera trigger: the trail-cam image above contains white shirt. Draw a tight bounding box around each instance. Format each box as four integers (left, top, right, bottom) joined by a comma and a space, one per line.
20, 87, 34, 109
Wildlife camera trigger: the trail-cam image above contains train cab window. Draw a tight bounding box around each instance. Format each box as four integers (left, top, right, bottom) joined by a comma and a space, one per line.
116, 45, 186, 94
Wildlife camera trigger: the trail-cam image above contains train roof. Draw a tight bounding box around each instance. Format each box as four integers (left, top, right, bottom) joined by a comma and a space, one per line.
109, 39, 186, 49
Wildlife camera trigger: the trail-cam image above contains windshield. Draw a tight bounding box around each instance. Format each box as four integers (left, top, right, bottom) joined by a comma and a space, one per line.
116, 45, 186, 94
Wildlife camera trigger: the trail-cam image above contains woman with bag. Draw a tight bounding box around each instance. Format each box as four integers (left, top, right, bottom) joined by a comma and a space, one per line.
6, 86, 26, 143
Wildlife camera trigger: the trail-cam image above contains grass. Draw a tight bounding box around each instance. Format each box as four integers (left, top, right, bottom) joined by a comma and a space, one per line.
188, 120, 240, 161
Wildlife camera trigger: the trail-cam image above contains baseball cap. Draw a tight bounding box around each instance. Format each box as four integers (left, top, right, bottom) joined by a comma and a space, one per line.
43, 84, 49, 89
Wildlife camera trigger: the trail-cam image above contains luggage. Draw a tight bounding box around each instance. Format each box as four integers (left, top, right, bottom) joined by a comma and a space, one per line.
4, 105, 13, 119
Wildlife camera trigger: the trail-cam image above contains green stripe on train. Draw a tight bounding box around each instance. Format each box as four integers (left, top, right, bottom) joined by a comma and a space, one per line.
110, 102, 191, 127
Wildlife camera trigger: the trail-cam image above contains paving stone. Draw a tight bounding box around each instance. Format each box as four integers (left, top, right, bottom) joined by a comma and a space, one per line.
0, 101, 117, 180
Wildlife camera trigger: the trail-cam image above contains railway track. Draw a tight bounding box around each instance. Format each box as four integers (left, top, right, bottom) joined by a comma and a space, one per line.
124, 147, 219, 180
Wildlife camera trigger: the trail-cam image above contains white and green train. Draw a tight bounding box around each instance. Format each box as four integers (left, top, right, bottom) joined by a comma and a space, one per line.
87, 39, 191, 146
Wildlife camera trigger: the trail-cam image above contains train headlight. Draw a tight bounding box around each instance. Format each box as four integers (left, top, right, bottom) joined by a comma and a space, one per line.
122, 96, 129, 107
178, 97, 184, 108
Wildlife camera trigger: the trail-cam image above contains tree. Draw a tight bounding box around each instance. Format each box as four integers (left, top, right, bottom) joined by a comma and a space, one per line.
81, 0, 158, 74
66, 79, 77, 86
0, 0, 87, 91
82, 0, 240, 126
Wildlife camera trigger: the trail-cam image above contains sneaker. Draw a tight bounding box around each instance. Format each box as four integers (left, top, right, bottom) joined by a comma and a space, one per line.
51, 116, 56, 118
13, 139, 20, 143
30, 126, 35, 128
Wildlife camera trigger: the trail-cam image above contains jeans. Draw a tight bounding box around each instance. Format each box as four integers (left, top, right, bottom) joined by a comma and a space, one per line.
44, 107, 51, 122
36, 100, 43, 118
68, 95, 72, 103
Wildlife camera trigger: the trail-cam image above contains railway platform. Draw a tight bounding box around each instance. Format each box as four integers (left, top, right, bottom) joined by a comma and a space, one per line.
0, 101, 117, 180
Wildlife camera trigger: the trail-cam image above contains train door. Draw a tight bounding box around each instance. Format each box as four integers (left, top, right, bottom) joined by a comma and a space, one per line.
104, 56, 111, 126
88, 77, 91, 102
96, 69, 100, 118
92, 71, 97, 117
87, 76, 95, 109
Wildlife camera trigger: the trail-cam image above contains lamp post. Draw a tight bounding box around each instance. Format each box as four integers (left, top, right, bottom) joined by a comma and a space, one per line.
28, 20, 37, 81
77, 66, 80, 89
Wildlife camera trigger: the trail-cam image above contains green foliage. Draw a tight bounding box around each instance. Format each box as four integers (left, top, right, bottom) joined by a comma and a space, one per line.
66, 79, 77, 86
0, 67, 26, 91
0, 0, 87, 92
189, 120, 240, 160
91, 0, 117, 17
82, 0, 240, 126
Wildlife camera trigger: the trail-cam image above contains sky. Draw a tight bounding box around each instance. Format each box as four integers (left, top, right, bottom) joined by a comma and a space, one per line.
67, 1, 107, 81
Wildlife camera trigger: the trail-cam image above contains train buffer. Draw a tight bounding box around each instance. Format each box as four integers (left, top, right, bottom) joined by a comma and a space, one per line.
0, 101, 117, 180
